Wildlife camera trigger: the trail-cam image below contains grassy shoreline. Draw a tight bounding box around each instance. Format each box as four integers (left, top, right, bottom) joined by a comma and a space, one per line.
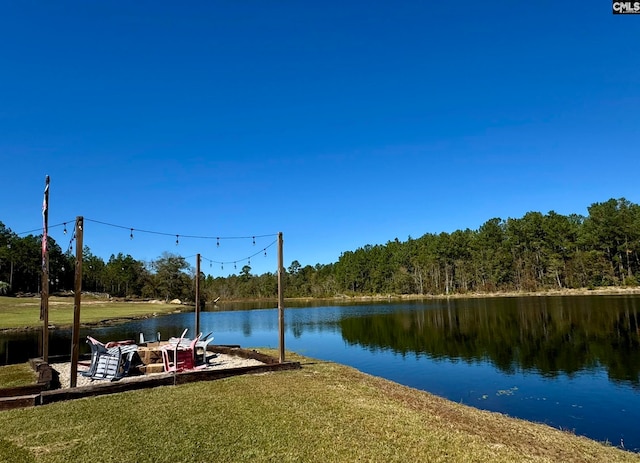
1, 351, 638, 462
0, 296, 181, 332
0, 363, 38, 388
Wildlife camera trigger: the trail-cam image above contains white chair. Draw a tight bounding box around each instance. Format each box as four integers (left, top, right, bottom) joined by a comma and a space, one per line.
195, 332, 215, 365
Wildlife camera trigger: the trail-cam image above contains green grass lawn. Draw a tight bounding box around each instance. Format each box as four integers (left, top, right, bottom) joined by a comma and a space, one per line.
1, 351, 638, 463
0, 296, 180, 330
0, 363, 37, 388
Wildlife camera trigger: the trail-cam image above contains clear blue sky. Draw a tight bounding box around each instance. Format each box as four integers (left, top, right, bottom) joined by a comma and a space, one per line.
1, 1, 638, 277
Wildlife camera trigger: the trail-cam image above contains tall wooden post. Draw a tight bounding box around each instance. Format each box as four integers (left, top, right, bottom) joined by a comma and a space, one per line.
70, 216, 84, 387
40, 175, 50, 362
195, 253, 201, 337
278, 232, 285, 363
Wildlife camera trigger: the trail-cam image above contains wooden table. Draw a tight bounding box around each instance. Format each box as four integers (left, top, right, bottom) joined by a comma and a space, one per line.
137, 342, 169, 374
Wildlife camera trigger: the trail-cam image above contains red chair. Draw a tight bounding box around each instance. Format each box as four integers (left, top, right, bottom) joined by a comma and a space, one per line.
161, 330, 200, 372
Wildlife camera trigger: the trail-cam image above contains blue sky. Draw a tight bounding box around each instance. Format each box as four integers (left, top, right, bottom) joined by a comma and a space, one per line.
1, 1, 638, 277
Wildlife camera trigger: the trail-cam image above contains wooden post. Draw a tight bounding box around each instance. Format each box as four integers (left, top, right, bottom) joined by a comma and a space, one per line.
195, 253, 201, 337
40, 175, 50, 362
70, 216, 84, 387
278, 232, 285, 363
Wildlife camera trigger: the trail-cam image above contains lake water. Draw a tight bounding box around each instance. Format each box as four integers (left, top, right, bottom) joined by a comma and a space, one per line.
1, 295, 639, 451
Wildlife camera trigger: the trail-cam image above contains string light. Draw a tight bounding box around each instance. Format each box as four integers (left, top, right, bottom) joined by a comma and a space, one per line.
83, 217, 275, 242
66, 230, 76, 255
23, 217, 279, 275
200, 239, 277, 271
15, 220, 75, 237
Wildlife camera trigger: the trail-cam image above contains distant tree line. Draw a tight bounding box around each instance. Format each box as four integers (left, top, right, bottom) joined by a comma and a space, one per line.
1, 198, 638, 301
328, 197, 639, 295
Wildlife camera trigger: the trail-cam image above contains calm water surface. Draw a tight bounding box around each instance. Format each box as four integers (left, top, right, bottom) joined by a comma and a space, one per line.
2, 295, 639, 451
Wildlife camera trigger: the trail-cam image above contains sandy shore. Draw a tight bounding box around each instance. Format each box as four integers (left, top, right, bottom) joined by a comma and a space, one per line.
356, 286, 640, 300
51, 353, 265, 389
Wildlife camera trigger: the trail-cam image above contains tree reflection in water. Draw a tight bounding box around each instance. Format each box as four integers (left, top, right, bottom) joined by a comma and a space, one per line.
340, 295, 640, 387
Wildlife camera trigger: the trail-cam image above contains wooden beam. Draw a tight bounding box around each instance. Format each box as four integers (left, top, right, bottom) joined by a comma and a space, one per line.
40, 175, 50, 362
278, 232, 285, 363
70, 216, 84, 388
195, 253, 201, 336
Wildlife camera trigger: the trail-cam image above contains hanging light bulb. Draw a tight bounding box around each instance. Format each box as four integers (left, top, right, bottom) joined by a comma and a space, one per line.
130, 228, 134, 240
221, 263, 224, 270
63, 223, 67, 235
252, 236, 256, 245
264, 249, 267, 257
176, 235, 179, 246
216, 237, 220, 247
234, 262, 237, 270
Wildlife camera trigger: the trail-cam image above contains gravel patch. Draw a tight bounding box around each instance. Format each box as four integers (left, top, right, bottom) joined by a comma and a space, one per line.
51, 354, 265, 389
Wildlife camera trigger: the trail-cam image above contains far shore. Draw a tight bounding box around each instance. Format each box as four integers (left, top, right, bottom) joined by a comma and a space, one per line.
211, 285, 640, 305
376, 285, 640, 298
1, 286, 639, 333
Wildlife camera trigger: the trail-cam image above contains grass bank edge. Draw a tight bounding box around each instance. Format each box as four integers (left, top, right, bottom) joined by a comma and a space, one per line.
0, 351, 638, 463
